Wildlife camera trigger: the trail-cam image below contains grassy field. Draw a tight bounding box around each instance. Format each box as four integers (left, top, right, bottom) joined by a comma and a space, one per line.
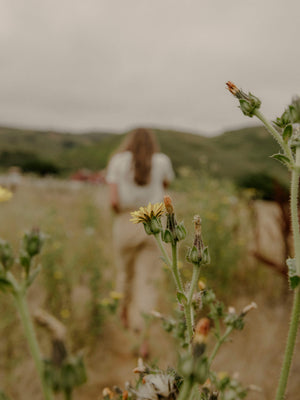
0, 176, 299, 400
0, 125, 288, 184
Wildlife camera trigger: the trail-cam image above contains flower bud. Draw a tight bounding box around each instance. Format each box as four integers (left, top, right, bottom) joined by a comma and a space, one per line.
195, 317, 211, 336
163, 195, 174, 214
161, 229, 173, 243
175, 223, 187, 241
198, 279, 206, 290
0, 239, 14, 271
226, 82, 261, 117
22, 228, 45, 258
149, 218, 162, 234
186, 216, 210, 266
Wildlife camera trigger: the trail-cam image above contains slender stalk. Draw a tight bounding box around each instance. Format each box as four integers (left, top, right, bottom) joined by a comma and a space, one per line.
171, 243, 184, 292
184, 303, 194, 344
254, 109, 294, 161
64, 389, 72, 400
290, 168, 300, 276
275, 167, 300, 400
177, 380, 194, 400
154, 234, 172, 268
14, 291, 53, 400
186, 264, 201, 328
275, 288, 300, 400
208, 326, 233, 367
187, 264, 201, 305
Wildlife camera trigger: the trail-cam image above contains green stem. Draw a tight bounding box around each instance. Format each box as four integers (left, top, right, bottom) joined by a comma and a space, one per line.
184, 303, 194, 345
290, 168, 300, 276
254, 109, 294, 161
186, 264, 201, 328
171, 243, 184, 292
64, 389, 72, 400
208, 326, 233, 367
275, 288, 300, 400
154, 234, 172, 268
275, 167, 300, 400
14, 291, 53, 400
177, 380, 194, 400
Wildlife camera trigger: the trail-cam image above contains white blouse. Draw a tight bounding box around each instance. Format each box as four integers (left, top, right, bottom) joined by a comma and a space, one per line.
106, 151, 174, 210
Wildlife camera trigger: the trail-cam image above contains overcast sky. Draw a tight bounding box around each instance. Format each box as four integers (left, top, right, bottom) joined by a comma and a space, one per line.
0, 0, 299, 136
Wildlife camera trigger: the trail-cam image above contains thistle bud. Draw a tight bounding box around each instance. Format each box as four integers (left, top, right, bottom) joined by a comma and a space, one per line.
162, 196, 186, 243
22, 228, 45, 258
226, 81, 261, 117
0, 239, 14, 271
192, 318, 211, 358
186, 216, 210, 266
164, 195, 174, 214
149, 218, 162, 234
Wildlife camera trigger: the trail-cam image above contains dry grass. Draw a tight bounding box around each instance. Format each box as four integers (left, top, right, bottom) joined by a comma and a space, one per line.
0, 177, 299, 400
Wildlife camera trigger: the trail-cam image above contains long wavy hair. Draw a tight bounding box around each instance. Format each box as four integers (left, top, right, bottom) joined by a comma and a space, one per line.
119, 128, 159, 186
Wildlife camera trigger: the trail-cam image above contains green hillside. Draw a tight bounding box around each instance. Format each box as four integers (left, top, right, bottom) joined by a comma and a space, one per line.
0, 125, 288, 184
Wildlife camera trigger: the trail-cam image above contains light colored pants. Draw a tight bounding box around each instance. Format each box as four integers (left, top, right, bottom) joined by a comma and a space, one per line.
113, 212, 162, 332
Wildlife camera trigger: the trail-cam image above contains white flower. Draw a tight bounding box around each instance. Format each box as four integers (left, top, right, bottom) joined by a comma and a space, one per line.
132, 373, 177, 400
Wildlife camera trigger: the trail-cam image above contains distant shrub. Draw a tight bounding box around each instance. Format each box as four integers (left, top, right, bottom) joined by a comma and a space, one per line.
21, 158, 61, 176
237, 172, 289, 201
0, 150, 36, 167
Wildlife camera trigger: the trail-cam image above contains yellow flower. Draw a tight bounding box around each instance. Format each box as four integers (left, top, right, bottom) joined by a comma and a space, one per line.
109, 291, 123, 300
130, 202, 165, 224
0, 186, 12, 202
60, 308, 70, 319
53, 270, 63, 280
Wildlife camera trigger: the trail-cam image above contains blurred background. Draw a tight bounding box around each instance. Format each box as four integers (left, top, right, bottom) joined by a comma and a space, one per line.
0, 1, 299, 399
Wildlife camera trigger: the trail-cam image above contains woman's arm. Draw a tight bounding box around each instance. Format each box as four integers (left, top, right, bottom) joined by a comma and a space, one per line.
109, 183, 120, 213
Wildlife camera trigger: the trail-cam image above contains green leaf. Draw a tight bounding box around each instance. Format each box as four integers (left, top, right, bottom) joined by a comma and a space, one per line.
0, 276, 13, 293
176, 291, 187, 305
270, 153, 291, 168
287, 258, 300, 289
283, 124, 293, 142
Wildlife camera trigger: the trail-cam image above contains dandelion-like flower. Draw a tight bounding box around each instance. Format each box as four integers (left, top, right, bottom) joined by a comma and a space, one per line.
130, 203, 165, 224
0, 186, 12, 202
130, 372, 177, 400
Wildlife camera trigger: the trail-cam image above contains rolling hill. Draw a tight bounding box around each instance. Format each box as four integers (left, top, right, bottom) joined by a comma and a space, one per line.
0, 125, 288, 184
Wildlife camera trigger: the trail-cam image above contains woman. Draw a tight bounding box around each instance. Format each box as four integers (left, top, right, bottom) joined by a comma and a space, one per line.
106, 128, 174, 342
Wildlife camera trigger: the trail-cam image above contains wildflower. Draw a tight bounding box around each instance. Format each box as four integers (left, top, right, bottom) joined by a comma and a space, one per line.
53, 270, 63, 280
186, 216, 210, 266
102, 387, 114, 399
192, 318, 211, 358
241, 302, 257, 316
0, 186, 12, 202
198, 279, 206, 290
133, 358, 148, 374
162, 196, 186, 243
130, 203, 165, 224
109, 291, 123, 300
130, 372, 177, 400
226, 81, 261, 117
130, 203, 165, 235
60, 308, 70, 319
